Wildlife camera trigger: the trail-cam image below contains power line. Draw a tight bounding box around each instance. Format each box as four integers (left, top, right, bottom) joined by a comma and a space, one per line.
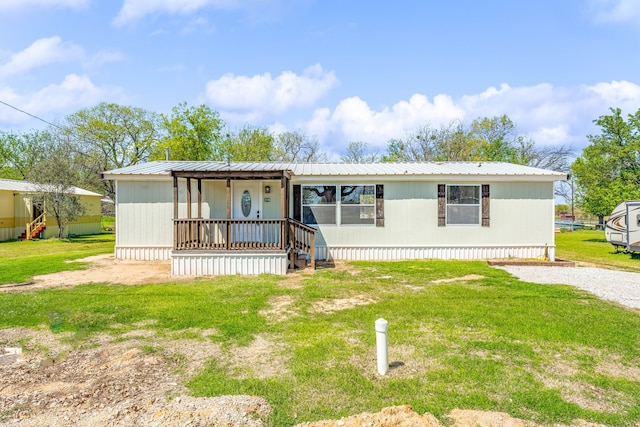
0, 99, 63, 130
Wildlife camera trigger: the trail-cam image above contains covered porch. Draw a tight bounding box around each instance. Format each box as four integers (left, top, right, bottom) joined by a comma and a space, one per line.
170, 168, 315, 275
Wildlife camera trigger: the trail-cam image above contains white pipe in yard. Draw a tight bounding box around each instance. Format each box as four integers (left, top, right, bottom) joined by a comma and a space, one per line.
375, 318, 388, 375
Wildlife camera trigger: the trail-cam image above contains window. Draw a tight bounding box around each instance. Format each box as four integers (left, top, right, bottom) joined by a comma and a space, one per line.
302, 185, 337, 224
341, 185, 375, 225
298, 184, 382, 226
446, 185, 480, 225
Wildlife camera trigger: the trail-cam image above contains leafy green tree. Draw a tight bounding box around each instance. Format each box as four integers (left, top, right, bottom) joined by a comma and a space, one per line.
341, 141, 378, 163
273, 131, 327, 162
571, 107, 640, 220
224, 125, 275, 161
63, 102, 162, 199
0, 130, 51, 179
469, 115, 518, 162
151, 102, 224, 161
27, 142, 86, 239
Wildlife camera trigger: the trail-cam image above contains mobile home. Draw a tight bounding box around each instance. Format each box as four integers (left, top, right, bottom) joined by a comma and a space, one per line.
102, 161, 567, 276
0, 178, 102, 241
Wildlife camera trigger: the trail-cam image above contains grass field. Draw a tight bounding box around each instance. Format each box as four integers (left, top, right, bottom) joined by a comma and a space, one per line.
0, 233, 115, 284
555, 229, 640, 271
1, 232, 640, 426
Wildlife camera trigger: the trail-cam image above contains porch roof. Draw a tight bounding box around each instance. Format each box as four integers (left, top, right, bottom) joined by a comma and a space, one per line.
103, 161, 568, 181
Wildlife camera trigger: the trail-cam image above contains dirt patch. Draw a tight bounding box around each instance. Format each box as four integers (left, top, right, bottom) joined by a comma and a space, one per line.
431, 274, 485, 284
311, 295, 377, 314
0, 254, 190, 293
531, 350, 632, 414
260, 295, 298, 322
296, 405, 441, 426
597, 360, 640, 382
295, 406, 608, 427
0, 334, 268, 426
296, 406, 535, 427
227, 335, 290, 379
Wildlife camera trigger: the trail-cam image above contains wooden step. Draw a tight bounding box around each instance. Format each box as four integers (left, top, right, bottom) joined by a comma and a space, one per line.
19, 224, 46, 240
294, 252, 308, 269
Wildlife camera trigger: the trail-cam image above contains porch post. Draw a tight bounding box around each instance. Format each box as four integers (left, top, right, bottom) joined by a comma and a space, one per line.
186, 178, 192, 219
226, 178, 231, 219
173, 175, 178, 249
197, 178, 202, 247
281, 175, 288, 250
280, 176, 287, 218
226, 178, 231, 250
197, 179, 202, 218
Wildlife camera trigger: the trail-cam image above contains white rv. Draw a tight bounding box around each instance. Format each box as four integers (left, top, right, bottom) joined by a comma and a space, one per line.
605, 200, 640, 252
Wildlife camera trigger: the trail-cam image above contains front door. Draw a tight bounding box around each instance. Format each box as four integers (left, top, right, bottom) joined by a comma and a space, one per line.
232, 181, 262, 243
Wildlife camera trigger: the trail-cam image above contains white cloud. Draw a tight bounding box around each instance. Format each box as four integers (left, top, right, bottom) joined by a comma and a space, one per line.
0, 75, 124, 126
297, 93, 465, 154
114, 0, 240, 26
589, 0, 640, 25
205, 64, 338, 119
287, 80, 640, 155
585, 80, 640, 104
85, 50, 126, 68
180, 17, 215, 33
0, 0, 89, 12
0, 37, 84, 80
113, 0, 305, 26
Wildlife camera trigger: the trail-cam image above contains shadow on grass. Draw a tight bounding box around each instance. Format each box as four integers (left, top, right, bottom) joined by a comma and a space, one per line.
65, 233, 115, 243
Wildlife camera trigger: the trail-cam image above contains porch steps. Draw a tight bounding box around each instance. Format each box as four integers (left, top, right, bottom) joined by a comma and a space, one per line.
289, 251, 310, 270
19, 224, 46, 240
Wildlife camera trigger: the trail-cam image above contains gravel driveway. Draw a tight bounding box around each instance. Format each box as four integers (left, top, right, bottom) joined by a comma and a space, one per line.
496, 266, 640, 309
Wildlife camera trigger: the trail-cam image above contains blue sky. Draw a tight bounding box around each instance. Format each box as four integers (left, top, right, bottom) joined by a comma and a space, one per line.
1, 0, 639, 159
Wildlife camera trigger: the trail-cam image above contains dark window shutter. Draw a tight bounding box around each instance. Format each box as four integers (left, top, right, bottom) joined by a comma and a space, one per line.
481, 184, 490, 227
375, 184, 384, 227
437, 184, 446, 226
293, 185, 301, 221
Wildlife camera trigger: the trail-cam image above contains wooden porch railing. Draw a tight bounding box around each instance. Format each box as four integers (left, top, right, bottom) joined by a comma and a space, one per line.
26, 212, 46, 240
174, 218, 287, 250
174, 218, 316, 269
289, 218, 316, 270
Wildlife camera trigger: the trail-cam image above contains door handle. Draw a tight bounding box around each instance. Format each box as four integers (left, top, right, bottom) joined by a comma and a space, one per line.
257, 210, 260, 219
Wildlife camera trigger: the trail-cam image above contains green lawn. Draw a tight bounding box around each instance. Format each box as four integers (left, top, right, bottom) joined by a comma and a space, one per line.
555, 229, 640, 271
0, 233, 115, 284
1, 249, 640, 426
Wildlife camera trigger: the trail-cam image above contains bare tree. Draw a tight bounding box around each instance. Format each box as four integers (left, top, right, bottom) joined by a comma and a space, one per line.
341, 141, 379, 163
274, 131, 328, 162
27, 142, 86, 239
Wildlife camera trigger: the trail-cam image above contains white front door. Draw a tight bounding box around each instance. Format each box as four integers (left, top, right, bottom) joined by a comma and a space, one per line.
232, 181, 262, 243
233, 181, 262, 219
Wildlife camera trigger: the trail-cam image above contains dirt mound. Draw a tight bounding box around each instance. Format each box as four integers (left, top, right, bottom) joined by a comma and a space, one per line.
0, 340, 269, 426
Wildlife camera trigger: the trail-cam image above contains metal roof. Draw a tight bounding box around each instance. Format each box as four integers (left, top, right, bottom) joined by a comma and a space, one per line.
103, 161, 568, 180
0, 178, 102, 196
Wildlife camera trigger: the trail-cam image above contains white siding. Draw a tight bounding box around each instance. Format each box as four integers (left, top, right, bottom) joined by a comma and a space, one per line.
112, 176, 558, 271
116, 180, 174, 247
309, 181, 555, 249
172, 252, 288, 275
116, 246, 172, 260
315, 245, 555, 262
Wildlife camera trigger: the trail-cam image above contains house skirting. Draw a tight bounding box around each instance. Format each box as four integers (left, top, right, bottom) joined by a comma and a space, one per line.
115, 246, 173, 261
171, 251, 289, 276
315, 245, 555, 262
